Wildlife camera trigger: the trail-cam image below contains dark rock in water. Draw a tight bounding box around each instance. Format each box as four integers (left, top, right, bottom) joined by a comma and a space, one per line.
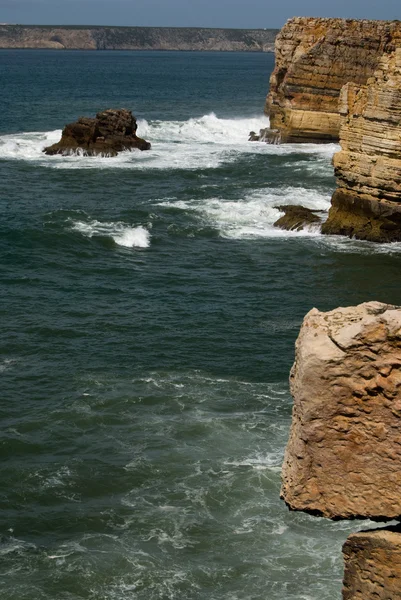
249, 128, 281, 144
44, 108, 151, 157
274, 205, 322, 231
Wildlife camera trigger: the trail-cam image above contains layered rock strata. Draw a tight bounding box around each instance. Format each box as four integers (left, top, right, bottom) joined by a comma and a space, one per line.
281, 301, 401, 520
0, 25, 277, 52
265, 17, 393, 142
322, 39, 401, 242
343, 527, 401, 599
44, 109, 150, 157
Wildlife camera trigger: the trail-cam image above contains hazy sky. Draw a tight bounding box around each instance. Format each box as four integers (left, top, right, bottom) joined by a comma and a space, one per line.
0, 0, 400, 29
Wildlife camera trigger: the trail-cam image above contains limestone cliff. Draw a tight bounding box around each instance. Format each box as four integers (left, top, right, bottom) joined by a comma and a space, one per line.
343, 527, 401, 600
0, 25, 277, 52
322, 30, 401, 242
281, 301, 401, 520
265, 17, 391, 142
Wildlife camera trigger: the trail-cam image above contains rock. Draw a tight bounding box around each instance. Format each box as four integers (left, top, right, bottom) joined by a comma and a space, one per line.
273, 205, 322, 231
282, 301, 401, 520
265, 17, 393, 143
249, 128, 281, 144
343, 526, 401, 599
44, 109, 151, 157
322, 36, 401, 242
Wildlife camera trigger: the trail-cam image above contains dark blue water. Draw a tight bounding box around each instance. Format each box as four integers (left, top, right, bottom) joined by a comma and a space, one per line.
1, 50, 401, 600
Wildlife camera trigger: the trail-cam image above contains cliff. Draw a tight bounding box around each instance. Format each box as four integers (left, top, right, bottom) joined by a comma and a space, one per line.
0, 25, 277, 52
281, 301, 401, 520
265, 17, 391, 142
322, 29, 401, 242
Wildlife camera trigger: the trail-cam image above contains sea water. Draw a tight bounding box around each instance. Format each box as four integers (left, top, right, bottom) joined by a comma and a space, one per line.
1, 49, 401, 600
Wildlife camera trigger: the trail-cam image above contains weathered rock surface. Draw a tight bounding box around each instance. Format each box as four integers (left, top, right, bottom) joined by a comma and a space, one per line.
0, 25, 277, 52
265, 17, 393, 143
343, 526, 401, 599
273, 205, 322, 231
282, 301, 401, 520
44, 109, 150, 157
322, 36, 401, 242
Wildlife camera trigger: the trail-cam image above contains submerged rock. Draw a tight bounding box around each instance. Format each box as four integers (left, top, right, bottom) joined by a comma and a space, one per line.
273, 205, 322, 231
44, 108, 151, 157
343, 526, 401, 599
282, 301, 401, 520
249, 128, 281, 144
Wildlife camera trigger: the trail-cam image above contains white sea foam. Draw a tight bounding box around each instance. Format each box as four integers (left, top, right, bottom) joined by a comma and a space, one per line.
157, 187, 331, 239
0, 114, 337, 171
71, 219, 150, 248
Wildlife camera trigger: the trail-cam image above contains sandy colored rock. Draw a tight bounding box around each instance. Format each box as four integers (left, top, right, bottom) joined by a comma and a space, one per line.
343, 527, 401, 599
323, 30, 401, 241
266, 17, 393, 142
282, 301, 401, 520
44, 109, 150, 157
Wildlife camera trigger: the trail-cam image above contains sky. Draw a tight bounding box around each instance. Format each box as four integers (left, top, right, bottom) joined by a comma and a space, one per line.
0, 0, 400, 29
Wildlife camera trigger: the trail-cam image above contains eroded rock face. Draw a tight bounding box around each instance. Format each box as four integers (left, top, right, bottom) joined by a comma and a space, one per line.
343, 527, 401, 599
266, 17, 392, 143
282, 301, 401, 520
44, 109, 151, 157
322, 36, 401, 242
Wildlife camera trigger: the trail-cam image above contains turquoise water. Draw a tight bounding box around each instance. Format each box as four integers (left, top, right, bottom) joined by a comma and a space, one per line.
1, 50, 401, 600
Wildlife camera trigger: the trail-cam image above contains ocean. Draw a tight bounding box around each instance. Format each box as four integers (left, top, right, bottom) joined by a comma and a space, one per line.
1, 49, 401, 600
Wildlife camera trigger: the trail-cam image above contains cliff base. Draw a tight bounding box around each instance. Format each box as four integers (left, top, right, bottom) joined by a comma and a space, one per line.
322, 189, 401, 242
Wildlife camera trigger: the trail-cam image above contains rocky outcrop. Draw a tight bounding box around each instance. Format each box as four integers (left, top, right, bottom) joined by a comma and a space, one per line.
343, 527, 401, 599
281, 301, 401, 520
265, 17, 393, 143
273, 205, 322, 231
322, 37, 401, 242
44, 109, 150, 157
249, 128, 281, 144
0, 25, 277, 52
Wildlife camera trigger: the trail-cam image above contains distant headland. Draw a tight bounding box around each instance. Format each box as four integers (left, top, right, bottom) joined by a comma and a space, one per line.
0, 24, 278, 52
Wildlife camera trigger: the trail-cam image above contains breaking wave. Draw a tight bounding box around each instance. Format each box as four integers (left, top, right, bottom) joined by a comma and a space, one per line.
70, 219, 151, 248
157, 187, 331, 239
0, 114, 338, 171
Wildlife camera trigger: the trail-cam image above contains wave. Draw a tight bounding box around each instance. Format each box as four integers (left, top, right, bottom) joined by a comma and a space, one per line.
70, 219, 151, 248
156, 187, 331, 239
0, 114, 338, 171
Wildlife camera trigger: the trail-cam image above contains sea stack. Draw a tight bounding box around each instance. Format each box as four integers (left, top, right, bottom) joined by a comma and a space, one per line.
322, 34, 401, 242
265, 17, 390, 143
44, 108, 151, 157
